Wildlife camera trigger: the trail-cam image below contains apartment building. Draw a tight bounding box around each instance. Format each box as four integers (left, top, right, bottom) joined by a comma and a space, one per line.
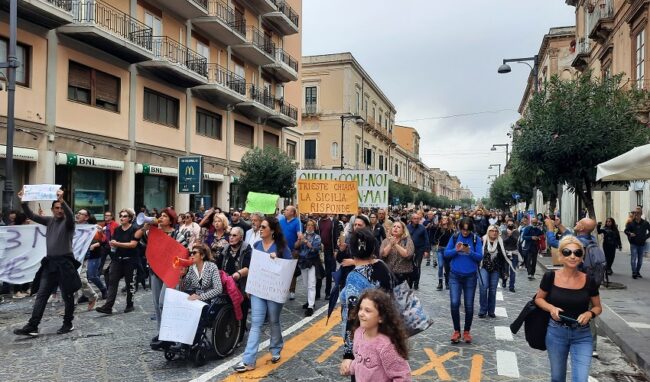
391, 125, 432, 192
430, 168, 461, 200
0, 0, 302, 217
301, 53, 395, 172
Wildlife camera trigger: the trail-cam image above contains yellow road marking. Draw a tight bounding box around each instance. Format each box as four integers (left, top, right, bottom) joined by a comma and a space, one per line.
469, 354, 484, 382
222, 310, 342, 381
316, 336, 344, 363
411, 348, 458, 381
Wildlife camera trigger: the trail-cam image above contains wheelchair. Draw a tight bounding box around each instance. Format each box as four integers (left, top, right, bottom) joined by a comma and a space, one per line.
152, 294, 243, 366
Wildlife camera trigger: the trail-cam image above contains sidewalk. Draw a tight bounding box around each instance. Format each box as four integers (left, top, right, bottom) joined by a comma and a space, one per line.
539, 250, 650, 377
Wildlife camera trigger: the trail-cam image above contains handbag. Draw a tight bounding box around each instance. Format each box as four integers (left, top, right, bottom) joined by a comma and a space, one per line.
510, 271, 554, 351
393, 281, 434, 337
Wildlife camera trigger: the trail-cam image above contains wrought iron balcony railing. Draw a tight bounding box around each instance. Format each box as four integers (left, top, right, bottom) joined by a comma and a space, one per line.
276, 0, 298, 27
206, 64, 246, 95
152, 36, 208, 77
275, 48, 298, 71
207, 0, 246, 37
278, 101, 297, 120
248, 26, 275, 56
46, 0, 74, 12
247, 84, 275, 109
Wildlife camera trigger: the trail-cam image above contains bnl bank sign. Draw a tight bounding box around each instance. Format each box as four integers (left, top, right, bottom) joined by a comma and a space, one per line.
178, 156, 203, 194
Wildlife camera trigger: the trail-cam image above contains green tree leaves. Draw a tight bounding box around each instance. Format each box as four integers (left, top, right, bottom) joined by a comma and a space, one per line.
239, 147, 298, 198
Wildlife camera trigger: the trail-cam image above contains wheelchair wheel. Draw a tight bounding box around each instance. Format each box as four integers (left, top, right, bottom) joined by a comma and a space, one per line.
164, 350, 175, 361
193, 348, 207, 367
211, 304, 242, 358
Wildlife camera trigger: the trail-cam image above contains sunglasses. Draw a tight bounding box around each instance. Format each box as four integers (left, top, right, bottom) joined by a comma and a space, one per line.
119, 215, 129, 218
191, 250, 201, 255
561, 248, 584, 258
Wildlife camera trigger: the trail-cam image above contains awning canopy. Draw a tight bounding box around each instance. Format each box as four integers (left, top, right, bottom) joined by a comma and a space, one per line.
596, 144, 650, 181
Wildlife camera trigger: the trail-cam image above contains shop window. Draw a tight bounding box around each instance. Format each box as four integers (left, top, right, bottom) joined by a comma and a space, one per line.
0, 38, 29, 86
70, 167, 110, 220
196, 107, 222, 140
144, 88, 179, 128
234, 121, 254, 147
263, 131, 279, 149
68, 61, 120, 112
135, 174, 171, 211
286, 139, 296, 160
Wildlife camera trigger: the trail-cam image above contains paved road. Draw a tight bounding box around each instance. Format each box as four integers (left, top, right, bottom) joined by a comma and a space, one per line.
0, 263, 643, 381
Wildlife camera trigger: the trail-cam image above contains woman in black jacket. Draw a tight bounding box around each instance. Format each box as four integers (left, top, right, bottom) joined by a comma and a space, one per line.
597, 218, 622, 276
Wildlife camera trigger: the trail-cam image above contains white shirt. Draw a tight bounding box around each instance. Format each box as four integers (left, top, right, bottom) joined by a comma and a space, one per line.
245, 227, 261, 246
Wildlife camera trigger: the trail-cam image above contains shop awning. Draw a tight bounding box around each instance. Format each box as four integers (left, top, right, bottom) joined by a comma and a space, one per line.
135, 163, 178, 177
55, 153, 124, 171
0, 145, 38, 162
596, 144, 650, 181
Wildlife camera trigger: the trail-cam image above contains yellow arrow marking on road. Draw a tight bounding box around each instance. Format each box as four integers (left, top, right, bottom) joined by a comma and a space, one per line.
316, 335, 344, 363
411, 348, 458, 381
222, 310, 342, 381
469, 354, 484, 382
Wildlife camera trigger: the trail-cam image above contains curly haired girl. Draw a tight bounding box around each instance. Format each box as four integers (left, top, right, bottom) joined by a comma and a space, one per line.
340, 289, 412, 382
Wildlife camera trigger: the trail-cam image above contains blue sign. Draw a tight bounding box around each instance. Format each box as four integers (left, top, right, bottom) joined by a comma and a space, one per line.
178, 156, 203, 194
512, 193, 521, 200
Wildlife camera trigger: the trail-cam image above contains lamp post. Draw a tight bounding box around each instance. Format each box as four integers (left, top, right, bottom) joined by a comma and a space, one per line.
1, 0, 18, 217
491, 143, 509, 165
489, 163, 501, 177
340, 114, 363, 170
498, 55, 539, 92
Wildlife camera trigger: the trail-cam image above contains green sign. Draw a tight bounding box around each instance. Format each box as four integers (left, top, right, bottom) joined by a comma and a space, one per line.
178, 156, 203, 194
142, 163, 151, 175
244, 192, 279, 214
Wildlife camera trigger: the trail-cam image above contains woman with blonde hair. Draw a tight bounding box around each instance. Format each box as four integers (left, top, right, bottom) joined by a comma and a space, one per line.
210, 212, 230, 259
478, 225, 511, 318
380, 220, 415, 285
535, 236, 602, 382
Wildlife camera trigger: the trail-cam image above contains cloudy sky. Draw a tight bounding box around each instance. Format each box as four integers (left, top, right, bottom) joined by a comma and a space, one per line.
302, 0, 575, 198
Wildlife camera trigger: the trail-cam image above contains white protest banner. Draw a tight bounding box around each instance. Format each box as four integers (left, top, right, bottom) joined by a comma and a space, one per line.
159, 288, 207, 344
245, 248, 297, 304
0, 224, 96, 284
22, 184, 61, 201
295, 170, 389, 208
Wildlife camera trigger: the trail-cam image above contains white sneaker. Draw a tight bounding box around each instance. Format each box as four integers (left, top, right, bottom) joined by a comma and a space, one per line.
289, 292, 295, 300
592, 351, 599, 358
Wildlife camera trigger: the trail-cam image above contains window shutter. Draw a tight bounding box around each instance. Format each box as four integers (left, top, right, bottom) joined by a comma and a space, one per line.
95, 71, 119, 105
263, 132, 278, 148
69, 62, 91, 89
235, 121, 253, 147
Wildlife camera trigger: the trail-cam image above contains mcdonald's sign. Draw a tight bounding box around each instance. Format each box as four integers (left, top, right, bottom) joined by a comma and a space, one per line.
178, 156, 203, 194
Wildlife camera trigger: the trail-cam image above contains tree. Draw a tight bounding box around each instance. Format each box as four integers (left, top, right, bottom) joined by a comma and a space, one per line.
512, 72, 650, 218
239, 147, 298, 198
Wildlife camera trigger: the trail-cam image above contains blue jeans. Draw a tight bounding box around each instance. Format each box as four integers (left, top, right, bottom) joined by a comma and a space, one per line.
243, 295, 284, 366
630, 244, 644, 274
437, 249, 445, 280
86, 258, 106, 293
509, 254, 518, 289
546, 320, 592, 382
478, 268, 499, 315
449, 272, 477, 332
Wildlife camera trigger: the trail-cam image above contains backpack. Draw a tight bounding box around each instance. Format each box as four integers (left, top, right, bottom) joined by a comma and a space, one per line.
339, 268, 375, 338
582, 239, 607, 287
451, 232, 478, 248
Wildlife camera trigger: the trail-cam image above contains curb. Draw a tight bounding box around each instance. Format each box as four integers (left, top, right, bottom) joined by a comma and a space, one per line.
538, 261, 650, 377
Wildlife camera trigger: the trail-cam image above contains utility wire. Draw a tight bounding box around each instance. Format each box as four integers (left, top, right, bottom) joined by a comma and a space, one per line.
396, 109, 517, 123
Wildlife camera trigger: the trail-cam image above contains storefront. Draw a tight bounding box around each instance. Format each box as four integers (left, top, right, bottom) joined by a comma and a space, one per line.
54, 153, 123, 220
0, 145, 37, 210
190, 172, 224, 211
135, 163, 177, 212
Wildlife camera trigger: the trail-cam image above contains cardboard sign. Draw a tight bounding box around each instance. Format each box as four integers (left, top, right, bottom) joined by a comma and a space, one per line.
244, 192, 279, 214
297, 179, 358, 214
245, 249, 297, 304
158, 288, 207, 344
22, 184, 61, 201
295, 170, 389, 208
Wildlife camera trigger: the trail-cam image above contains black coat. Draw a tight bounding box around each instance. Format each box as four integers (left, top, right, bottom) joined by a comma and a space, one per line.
31, 255, 82, 296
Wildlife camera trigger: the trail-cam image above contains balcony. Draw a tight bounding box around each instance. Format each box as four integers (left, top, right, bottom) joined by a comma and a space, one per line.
236, 84, 276, 120
262, 0, 298, 35
193, 64, 247, 106
303, 103, 317, 115
192, 1, 247, 46
240, 0, 277, 14
571, 39, 591, 71
303, 158, 320, 169
588, 0, 614, 44
231, 26, 275, 66
141, 0, 207, 20
59, 0, 153, 63
4, 0, 73, 29
263, 48, 298, 82
138, 36, 208, 87
269, 100, 298, 127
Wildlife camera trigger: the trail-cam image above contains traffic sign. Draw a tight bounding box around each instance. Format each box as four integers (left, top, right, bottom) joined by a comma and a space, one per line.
178, 156, 203, 194
512, 193, 521, 200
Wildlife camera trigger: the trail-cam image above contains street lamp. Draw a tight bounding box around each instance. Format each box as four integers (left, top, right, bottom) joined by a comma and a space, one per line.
1, 0, 18, 216
340, 114, 364, 169
498, 55, 539, 92
487, 174, 497, 180
488, 163, 501, 176
491, 143, 509, 165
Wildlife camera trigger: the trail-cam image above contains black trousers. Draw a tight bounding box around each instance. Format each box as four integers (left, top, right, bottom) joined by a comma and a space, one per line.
104, 257, 135, 309
322, 247, 336, 297
604, 244, 617, 271
409, 248, 426, 288
525, 248, 538, 276
28, 268, 75, 327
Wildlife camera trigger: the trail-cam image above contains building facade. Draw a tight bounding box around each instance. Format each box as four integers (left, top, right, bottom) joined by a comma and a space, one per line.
0, 0, 302, 217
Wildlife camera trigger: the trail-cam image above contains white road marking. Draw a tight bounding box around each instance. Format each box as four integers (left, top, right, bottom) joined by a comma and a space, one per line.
496, 291, 504, 301
494, 326, 513, 341
628, 322, 650, 329
496, 350, 520, 378
588, 376, 599, 382
495, 307, 508, 317
191, 304, 329, 382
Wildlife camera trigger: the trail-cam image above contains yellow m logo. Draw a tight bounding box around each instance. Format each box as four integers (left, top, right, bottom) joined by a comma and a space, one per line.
185, 166, 194, 176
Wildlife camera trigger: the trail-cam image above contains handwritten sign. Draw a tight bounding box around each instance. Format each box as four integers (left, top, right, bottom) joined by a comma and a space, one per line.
245, 249, 297, 304
297, 179, 358, 214
296, 170, 389, 208
0, 224, 96, 284
159, 288, 207, 344
22, 184, 61, 201
244, 192, 279, 214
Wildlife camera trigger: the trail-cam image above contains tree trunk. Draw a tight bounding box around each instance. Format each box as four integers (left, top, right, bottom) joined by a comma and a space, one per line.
583, 179, 596, 220
549, 191, 558, 214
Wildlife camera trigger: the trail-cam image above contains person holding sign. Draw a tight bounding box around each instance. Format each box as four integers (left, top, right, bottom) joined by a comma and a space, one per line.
234, 217, 292, 373
14, 188, 80, 337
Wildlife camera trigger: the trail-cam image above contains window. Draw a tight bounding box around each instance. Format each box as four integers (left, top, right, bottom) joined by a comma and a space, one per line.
144, 88, 178, 127
196, 41, 209, 60
364, 148, 372, 166
68, 61, 120, 112
304, 139, 316, 160
286, 139, 296, 160
145, 12, 162, 35
636, 28, 646, 88
637, 190, 644, 208
234, 121, 254, 147
305, 86, 317, 113
355, 138, 361, 163
394, 163, 399, 176
0, 39, 29, 86
378, 154, 384, 170
331, 142, 339, 159
356, 92, 360, 114
196, 107, 222, 139
263, 131, 279, 148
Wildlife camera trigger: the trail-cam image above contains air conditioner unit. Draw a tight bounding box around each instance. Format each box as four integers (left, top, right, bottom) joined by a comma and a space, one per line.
275, 84, 284, 100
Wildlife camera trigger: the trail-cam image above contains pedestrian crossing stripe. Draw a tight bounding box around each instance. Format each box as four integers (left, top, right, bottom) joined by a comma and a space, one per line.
494, 326, 514, 341
496, 350, 520, 378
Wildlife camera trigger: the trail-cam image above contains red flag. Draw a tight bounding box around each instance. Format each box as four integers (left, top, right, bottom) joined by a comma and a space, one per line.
145, 226, 189, 288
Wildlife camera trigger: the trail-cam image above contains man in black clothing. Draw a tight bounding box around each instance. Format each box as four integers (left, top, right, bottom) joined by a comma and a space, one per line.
624, 210, 650, 278
317, 214, 343, 299
14, 189, 79, 337
230, 211, 251, 232
407, 211, 430, 290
